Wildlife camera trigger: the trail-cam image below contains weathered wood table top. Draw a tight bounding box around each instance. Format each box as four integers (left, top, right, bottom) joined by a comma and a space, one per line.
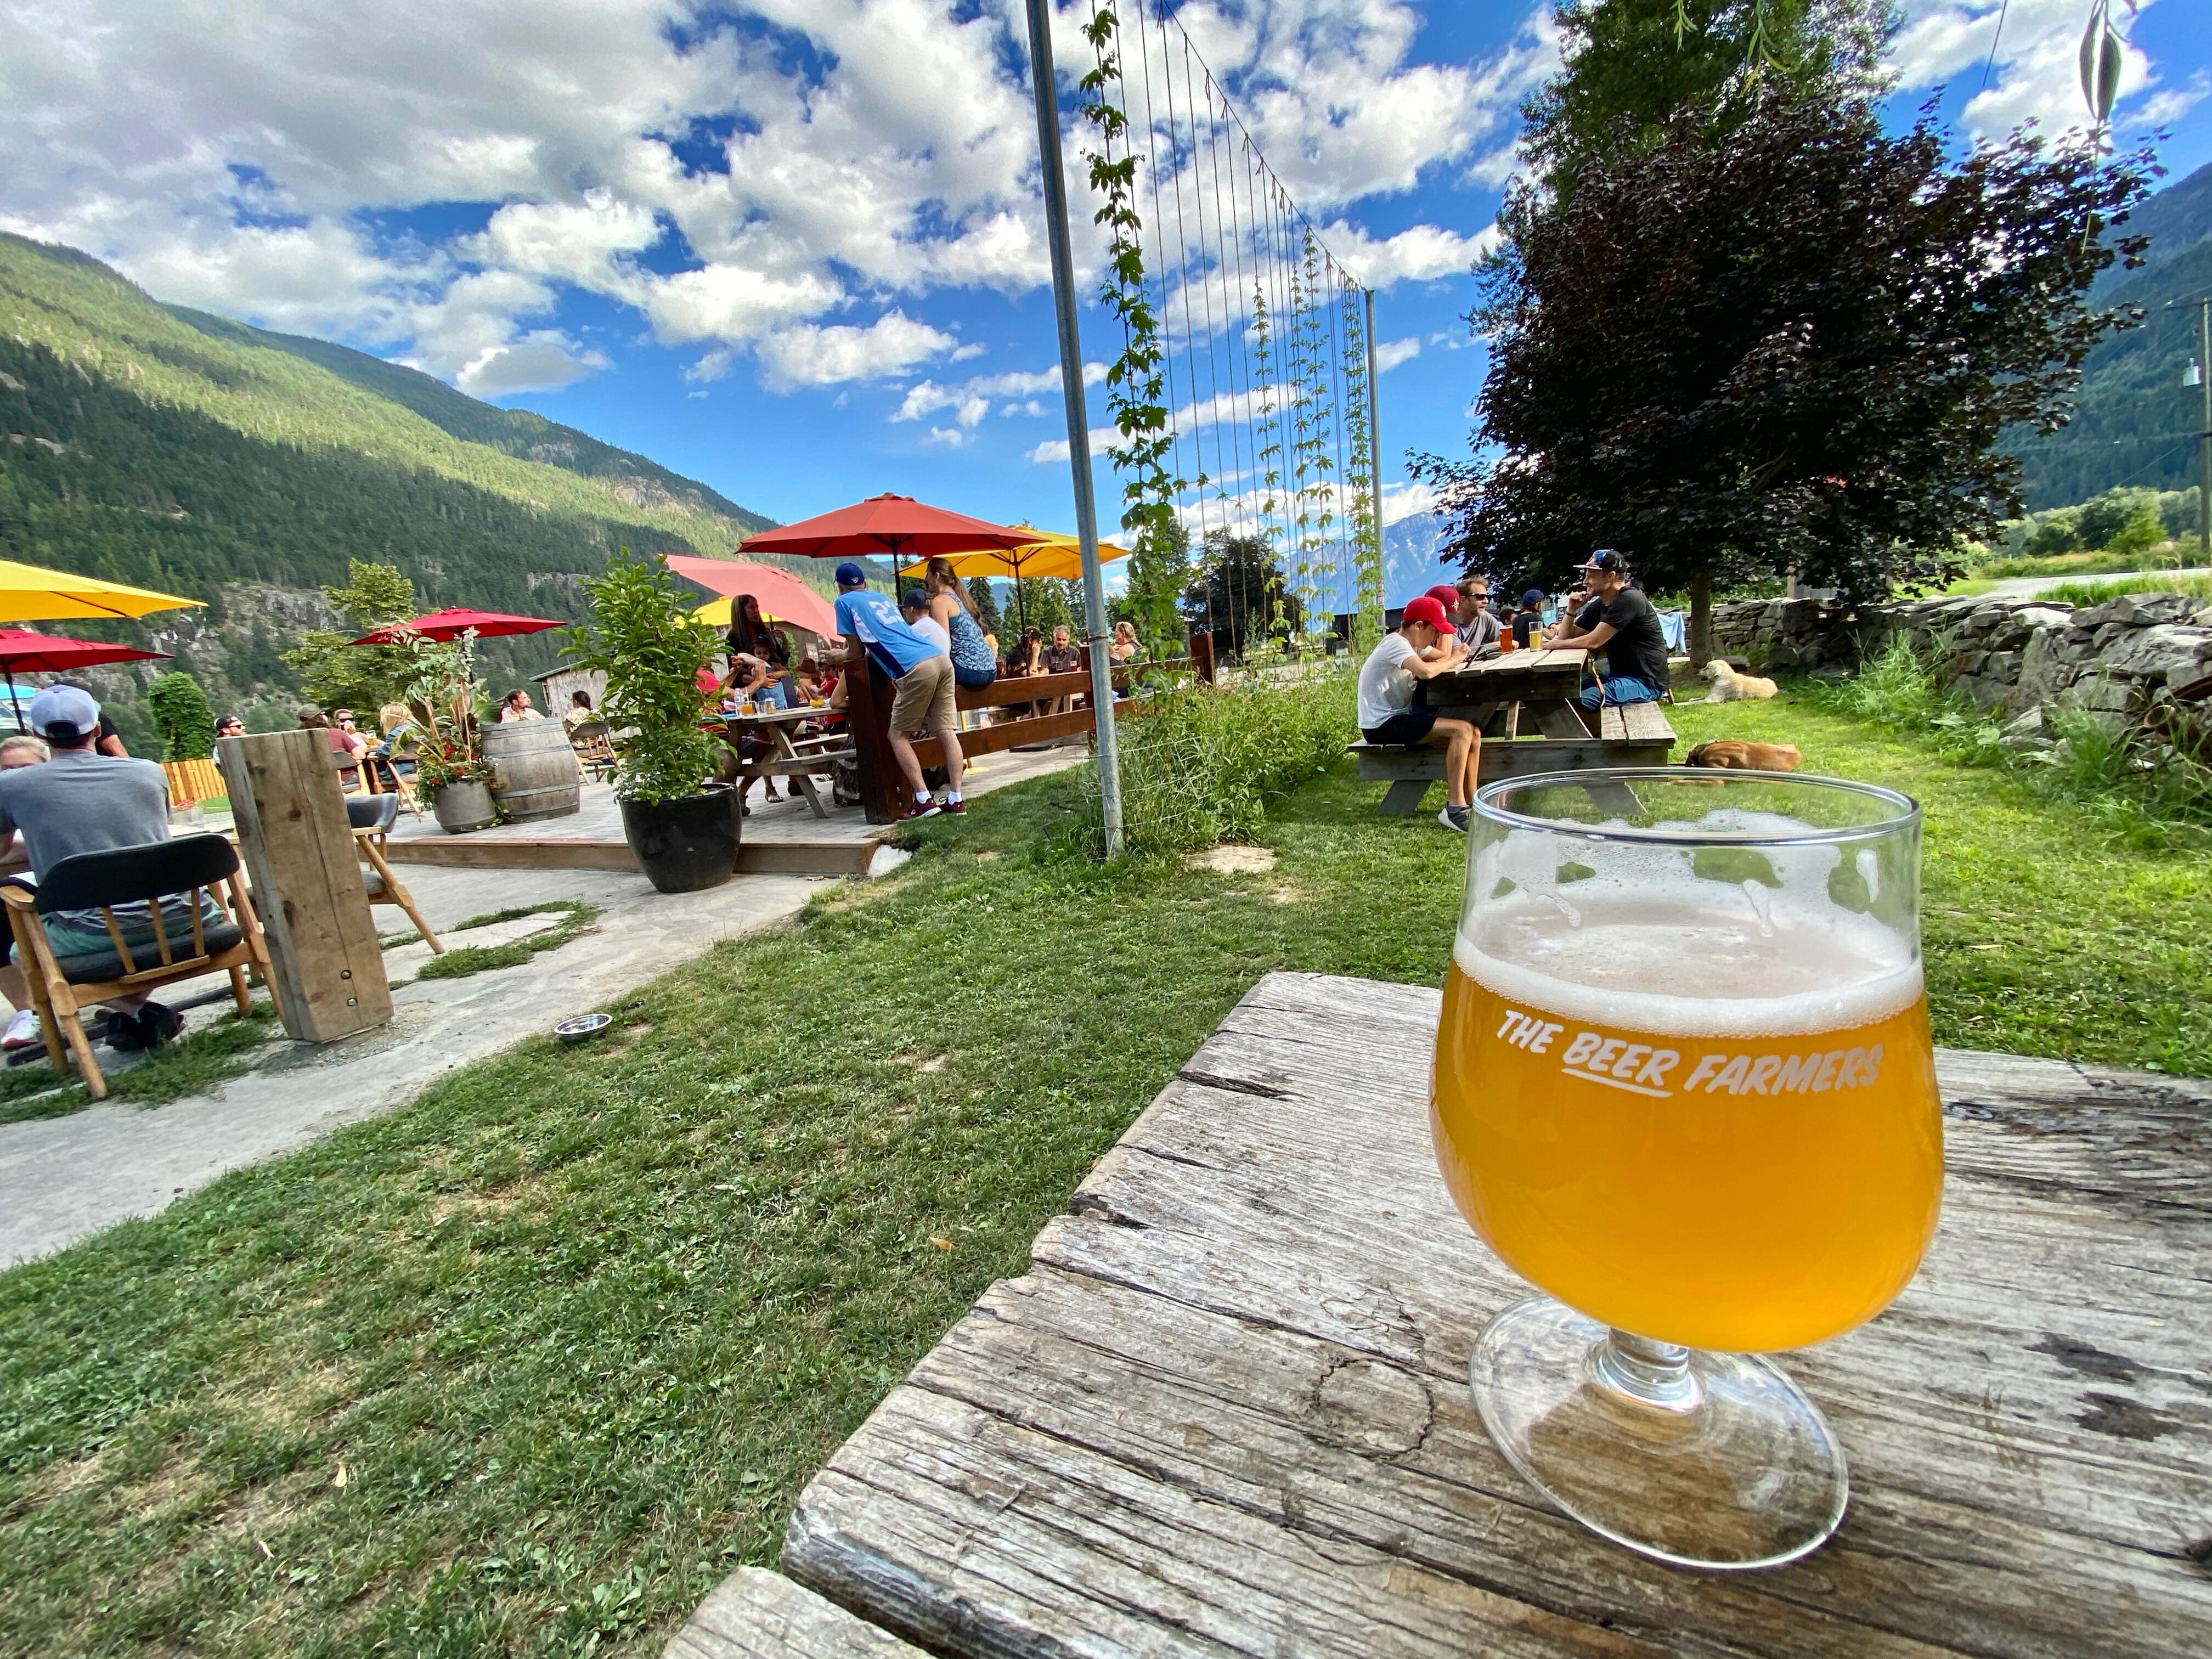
683, 972, 2212, 1658
1419, 644, 1588, 706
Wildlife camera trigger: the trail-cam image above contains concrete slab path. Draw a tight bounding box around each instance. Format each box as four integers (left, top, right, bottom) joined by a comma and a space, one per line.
0, 860, 820, 1266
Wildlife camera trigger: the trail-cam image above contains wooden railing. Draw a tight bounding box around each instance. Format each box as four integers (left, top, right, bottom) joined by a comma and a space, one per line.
162, 758, 225, 807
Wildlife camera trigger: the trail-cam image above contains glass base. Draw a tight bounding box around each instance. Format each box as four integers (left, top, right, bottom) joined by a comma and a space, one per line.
1470, 1296, 1848, 1570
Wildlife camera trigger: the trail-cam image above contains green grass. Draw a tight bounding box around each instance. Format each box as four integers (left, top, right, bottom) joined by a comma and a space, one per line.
1968, 545, 2205, 579
0, 1002, 280, 1125
3, 692, 2208, 1656
410, 901, 600, 983
2034, 573, 2212, 608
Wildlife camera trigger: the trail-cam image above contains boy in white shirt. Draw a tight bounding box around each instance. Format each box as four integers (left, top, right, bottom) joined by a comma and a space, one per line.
1357, 595, 1481, 831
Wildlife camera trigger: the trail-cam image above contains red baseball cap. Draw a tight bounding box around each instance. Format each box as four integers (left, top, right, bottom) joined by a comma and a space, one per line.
1402, 595, 1450, 631
1424, 583, 1460, 611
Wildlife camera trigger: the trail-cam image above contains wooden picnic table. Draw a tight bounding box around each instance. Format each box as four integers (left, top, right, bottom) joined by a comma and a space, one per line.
720, 705, 845, 820
670, 971, 2212, 1658
1417, 644, 1593, 739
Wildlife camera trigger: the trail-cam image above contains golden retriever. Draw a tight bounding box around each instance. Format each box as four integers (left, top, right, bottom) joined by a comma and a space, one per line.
1701, 659, 1778, 702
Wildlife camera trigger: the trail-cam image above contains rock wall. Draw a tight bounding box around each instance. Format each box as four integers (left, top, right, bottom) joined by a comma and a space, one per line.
1709, 591, 2212, 730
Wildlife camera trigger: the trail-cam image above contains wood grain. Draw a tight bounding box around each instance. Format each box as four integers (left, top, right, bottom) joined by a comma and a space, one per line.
776, 972, 2212, 1658
216, 730, 392, 1042
664, 1568, 927, 1658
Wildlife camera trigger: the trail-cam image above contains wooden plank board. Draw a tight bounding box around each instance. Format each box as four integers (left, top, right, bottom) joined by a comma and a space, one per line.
217, 730, 392, 1042
910, 708, 1093, 770
778, 971, 2212, 1658
665, 1568, 926, 1659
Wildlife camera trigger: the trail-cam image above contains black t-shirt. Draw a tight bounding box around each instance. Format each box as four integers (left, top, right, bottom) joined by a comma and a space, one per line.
1583, 587, 1671, 691
1511, 608, 1543, 648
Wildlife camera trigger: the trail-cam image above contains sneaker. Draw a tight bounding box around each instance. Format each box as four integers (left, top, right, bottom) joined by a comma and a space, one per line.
900, 799, 941, 821
139, 1002, 184, 1050
2, 1008, 39, 1049
103, 1009, 148, 1051
1438, 804, 1471, 833
938, 797, 967, 815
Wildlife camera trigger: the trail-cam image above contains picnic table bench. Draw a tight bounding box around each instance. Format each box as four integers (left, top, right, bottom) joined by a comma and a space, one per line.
1351, 646, 1677, 813
667, 972, 2212, 1658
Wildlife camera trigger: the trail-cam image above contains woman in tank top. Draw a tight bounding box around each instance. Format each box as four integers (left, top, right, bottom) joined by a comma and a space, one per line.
925, 557, 998, 691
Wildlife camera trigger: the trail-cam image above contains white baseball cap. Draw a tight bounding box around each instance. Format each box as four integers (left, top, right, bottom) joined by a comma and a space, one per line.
29, 684, 100, 737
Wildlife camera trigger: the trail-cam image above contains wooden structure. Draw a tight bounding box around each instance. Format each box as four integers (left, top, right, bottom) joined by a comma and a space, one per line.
665, 1570, 923, 1659
0, 836, 273, 1099
160, 757, 225, 808
1352, 699, 1677, 814
720, 706, 852, 820
849, 658, 1194, 823
348, 798, 443, 953
218, 730, 394, 1043
679, 972, 2212, 1657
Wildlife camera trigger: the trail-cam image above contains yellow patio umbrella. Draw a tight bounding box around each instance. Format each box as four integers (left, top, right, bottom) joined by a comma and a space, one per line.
898, 525, 1131, 583
0, 560, 204, 624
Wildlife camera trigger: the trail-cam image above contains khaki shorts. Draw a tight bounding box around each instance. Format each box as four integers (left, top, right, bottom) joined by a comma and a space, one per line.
888, 653, 958, 734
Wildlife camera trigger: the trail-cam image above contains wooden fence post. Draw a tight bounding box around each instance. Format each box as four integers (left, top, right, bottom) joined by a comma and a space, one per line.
844, 654, 918, 825
217, 731, 394, 1043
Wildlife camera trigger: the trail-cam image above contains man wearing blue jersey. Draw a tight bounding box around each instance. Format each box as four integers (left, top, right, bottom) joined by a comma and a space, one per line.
833, 561, 966, 819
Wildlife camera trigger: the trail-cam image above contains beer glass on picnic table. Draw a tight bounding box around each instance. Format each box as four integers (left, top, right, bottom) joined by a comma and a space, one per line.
1431, 769, 1942, 1568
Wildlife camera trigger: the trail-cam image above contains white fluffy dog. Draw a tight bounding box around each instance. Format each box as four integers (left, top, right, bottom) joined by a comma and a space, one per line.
1702, 659, 1778, 702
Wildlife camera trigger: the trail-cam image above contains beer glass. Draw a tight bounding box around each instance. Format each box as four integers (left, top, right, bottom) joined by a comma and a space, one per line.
1432, 769, 1941, 1568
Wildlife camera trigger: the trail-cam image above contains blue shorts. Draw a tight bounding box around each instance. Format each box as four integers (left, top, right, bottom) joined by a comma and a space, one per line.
1579, 675, 1663, 709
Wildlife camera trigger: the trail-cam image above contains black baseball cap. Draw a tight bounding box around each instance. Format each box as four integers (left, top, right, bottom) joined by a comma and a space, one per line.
1575, 549, 1630, 575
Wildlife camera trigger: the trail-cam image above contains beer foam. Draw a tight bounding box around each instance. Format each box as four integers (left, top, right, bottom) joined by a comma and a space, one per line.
1454, 884, 1922, 1040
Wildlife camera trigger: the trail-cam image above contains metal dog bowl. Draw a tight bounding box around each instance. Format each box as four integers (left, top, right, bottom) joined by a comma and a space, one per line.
553, 1012, 614, 1045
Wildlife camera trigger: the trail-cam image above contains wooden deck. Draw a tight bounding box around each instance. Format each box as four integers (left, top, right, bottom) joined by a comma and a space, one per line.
670, 972, 2212, 1658
386, 747, 1085, 878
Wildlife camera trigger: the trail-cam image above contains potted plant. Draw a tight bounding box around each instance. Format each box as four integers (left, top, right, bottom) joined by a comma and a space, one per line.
403, 630, 498, 833
564, 549, 736, 891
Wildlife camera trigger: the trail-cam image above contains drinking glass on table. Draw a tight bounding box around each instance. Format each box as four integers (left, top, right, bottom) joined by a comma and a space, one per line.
1431, 769, 1942, 1569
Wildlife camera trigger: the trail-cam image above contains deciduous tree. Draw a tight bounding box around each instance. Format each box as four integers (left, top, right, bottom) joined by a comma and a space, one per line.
1418, 93, 2154, 662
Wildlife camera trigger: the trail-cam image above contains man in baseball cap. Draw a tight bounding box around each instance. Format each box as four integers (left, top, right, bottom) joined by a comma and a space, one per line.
1510, 588, 1547, 650
1357, 595, 1482, 831
0, 685, 207, 1052
1548, 548, 1672, 708
831, 558, 966, 819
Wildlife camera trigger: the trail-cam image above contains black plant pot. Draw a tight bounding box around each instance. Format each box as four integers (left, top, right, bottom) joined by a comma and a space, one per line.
620, 785, 741, 893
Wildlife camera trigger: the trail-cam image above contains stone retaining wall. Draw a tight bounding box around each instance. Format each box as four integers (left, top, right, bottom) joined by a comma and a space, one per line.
1709, 591, 2212, 730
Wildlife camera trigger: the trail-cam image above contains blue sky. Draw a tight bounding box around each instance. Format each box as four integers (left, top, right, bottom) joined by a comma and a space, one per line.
5, 1, 2208, 551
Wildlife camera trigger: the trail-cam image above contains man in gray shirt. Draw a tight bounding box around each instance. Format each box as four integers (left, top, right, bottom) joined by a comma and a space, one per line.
0, 686, 192, 1052
1452, 576, 1503, 657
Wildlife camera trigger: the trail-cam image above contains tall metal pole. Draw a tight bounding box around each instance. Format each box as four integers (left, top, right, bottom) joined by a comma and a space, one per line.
2197, 298, 2210, 566
1024, 0, 1123, 855
1363, 287, 1384, 631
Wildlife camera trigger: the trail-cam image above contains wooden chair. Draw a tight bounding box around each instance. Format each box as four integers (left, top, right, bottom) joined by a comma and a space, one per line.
1, 834, 273, 1099
347, 795, 443, 953
568, 719, 618, 782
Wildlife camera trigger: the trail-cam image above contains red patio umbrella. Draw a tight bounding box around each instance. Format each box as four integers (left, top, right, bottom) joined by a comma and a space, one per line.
662, 557, 840, 639
0, 627, 171, 732
348, 607, 567, 646
737, 493, 1031, 564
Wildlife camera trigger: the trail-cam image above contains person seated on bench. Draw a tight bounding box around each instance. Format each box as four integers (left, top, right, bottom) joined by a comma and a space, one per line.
1548, 550, 1669, 708
1509, 589, 1546, 650
0, 687, 213, 1053
1109, 621, 1140, 664
924, 557, 998, 692
561, 690, 596, 735
1452, 575, 1503, 658
1357, 596, 1481, 833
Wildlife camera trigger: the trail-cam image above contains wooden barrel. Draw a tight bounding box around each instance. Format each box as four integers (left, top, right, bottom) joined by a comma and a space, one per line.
481, 718, 582, 822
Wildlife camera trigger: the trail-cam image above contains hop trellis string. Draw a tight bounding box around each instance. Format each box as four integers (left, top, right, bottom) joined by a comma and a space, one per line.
1074, 0, 1384, 650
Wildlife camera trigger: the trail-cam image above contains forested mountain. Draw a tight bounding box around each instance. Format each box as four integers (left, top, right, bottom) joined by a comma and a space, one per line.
0, 232, 782, 733
2011, 161, 2212, 510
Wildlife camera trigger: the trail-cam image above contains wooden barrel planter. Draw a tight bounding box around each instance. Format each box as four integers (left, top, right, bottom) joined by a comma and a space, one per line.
481, 720, 582, 822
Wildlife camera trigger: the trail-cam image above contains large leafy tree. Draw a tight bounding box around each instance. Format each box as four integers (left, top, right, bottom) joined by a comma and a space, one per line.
280, 560, 420, 713
1181, 531, 1300, 659
1523, 0, 1895, 191
1420, 93, 2153, 661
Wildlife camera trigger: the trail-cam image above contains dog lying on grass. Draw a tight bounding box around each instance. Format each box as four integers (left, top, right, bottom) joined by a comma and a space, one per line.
1685, 740, 1803, 772
1701, 659, 1779, 702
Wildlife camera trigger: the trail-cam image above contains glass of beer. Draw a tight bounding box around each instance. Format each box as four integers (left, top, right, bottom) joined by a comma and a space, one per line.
1432, 768, 1941, 1569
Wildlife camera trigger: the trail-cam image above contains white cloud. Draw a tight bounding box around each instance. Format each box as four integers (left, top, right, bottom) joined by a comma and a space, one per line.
456, 332, 611, 395
1320, 221, 1503, 288
1889, 0, 2174, 141
1381, 479, 1436, 526
918, 426, 970, 448
891, 360, 1108, 424
1374, 336, 1420, 373
754, 311, 960, 392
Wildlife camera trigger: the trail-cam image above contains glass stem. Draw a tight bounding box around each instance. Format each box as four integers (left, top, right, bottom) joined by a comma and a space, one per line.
1594, 1328, 1703, 1414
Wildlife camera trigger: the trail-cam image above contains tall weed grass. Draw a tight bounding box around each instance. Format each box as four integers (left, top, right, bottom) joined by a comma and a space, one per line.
1814, 637, 2212, 849
2035, 573, 2212, 608
1063, 670, 1357, 856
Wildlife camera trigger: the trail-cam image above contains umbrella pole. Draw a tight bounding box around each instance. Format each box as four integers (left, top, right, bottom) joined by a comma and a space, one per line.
4, 668, 18, 736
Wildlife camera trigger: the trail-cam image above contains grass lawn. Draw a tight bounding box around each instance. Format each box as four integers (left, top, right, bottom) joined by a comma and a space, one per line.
3, 686, 2206, 1656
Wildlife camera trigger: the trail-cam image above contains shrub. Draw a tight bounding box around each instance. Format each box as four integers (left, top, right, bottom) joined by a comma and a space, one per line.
145, 671, 216, 761
564, 549, 721, 804
2103, 505, 2168, 564
1067, 670, 1357, 857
